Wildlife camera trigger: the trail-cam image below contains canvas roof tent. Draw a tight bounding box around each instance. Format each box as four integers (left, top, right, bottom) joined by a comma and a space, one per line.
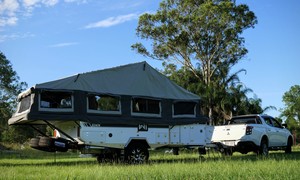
9, 61, 208, 126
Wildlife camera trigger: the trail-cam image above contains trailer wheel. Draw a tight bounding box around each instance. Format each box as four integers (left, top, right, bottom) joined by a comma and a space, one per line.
258, 138, 268, 156
125, 144, 149, 164
96, 154, 107, 163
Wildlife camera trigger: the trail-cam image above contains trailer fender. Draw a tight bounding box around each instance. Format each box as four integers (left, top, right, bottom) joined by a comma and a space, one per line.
125, 138, 150, 149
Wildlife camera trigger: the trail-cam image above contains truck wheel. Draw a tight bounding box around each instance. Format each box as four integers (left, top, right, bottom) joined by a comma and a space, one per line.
285, 137, 292, 154
258, 139, 268, 156
125, 144, 149, 164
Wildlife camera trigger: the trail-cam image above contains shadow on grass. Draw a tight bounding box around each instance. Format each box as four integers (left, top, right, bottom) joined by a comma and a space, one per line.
0, 160, 98, 167
150, 150, 300, 164
1, 150, 300, 167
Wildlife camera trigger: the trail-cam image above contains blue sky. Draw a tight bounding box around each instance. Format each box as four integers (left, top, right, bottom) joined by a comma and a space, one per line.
0, 0, 299, 118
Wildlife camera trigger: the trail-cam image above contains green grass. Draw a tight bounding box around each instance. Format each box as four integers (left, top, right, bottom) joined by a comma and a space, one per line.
1, 147, 300, 179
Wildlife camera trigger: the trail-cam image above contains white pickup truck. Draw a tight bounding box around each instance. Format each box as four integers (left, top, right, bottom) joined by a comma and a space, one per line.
211, 114, 293, 155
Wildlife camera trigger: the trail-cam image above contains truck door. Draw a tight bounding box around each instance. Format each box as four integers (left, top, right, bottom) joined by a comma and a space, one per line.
270, 118, 287, 146
264, 117, 278, 147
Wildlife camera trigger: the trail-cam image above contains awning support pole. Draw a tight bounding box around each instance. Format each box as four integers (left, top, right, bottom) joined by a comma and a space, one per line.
43, 120, 77, 143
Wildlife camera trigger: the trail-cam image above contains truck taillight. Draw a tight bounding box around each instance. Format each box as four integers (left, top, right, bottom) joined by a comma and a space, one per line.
246, 126, 253, 135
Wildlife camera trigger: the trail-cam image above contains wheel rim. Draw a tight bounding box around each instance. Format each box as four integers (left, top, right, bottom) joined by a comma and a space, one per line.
128, 147, 148, 164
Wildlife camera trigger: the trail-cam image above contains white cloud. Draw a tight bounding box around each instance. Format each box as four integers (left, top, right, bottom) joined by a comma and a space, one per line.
23, 0, 40, 7
23, 0, 58, 16
42, 0, 59, 6
0, 0, 83, 28
0, 0, 19, 27
0, 32, 35, 42
64, 0, 87, 3
84, 13, 139, 29
49, 42, 79, 48
0, 16, 18, 27
23, 0, 58, 7
0, 0, 19, 15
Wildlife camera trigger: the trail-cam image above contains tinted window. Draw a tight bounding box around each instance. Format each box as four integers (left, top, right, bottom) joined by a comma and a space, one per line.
267, 117, 282, 128
132, 98, 160, 114
263, 117, 273, 126
173, 102, 196, 116
88, 94, 120, 112
40, 91, 72, 109
230, 116, 261, 124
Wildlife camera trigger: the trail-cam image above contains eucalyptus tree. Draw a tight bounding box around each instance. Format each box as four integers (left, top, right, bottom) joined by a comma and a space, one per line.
0, 52, 25, 126
132, 0, 257, 124
0, 52, 28, 142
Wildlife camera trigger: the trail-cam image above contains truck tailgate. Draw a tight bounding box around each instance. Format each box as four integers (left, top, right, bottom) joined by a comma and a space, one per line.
211, 124, 247, 142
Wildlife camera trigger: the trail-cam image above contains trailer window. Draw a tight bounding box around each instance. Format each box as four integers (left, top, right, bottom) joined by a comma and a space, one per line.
17, 95, 32, 114
87, 94, 120, 114
173, 101, 196, 117
132, 98, 161, 117
39, 91, 73, 111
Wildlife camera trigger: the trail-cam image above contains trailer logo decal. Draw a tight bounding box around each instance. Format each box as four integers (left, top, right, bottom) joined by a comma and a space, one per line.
138, 124, 148, 131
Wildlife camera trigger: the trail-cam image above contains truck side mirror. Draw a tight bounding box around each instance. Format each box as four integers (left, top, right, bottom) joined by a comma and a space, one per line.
282, 123, 288, 128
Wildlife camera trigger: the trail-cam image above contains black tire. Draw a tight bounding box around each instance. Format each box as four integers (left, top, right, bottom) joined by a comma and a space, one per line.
258, 139, 268, 156
173, 147, 179, 155
198, 147, 206, 155
29, 137, 40, 148
223, 148, 233, 156
96, 154, 106, 163
125, 144, 149, 164
285, 137, 293, 154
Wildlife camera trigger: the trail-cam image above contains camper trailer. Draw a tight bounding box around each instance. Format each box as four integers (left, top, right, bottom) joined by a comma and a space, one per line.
8, 62, 212, 163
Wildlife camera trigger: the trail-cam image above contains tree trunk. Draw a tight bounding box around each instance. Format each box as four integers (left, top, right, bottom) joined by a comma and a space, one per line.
208, 106, 213, 125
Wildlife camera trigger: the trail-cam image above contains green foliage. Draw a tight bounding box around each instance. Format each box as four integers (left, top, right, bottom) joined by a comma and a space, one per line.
132, 0, 257, 124
0, 51, 27, 142
281, 85, 300, 134
1, 126, 33, 143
